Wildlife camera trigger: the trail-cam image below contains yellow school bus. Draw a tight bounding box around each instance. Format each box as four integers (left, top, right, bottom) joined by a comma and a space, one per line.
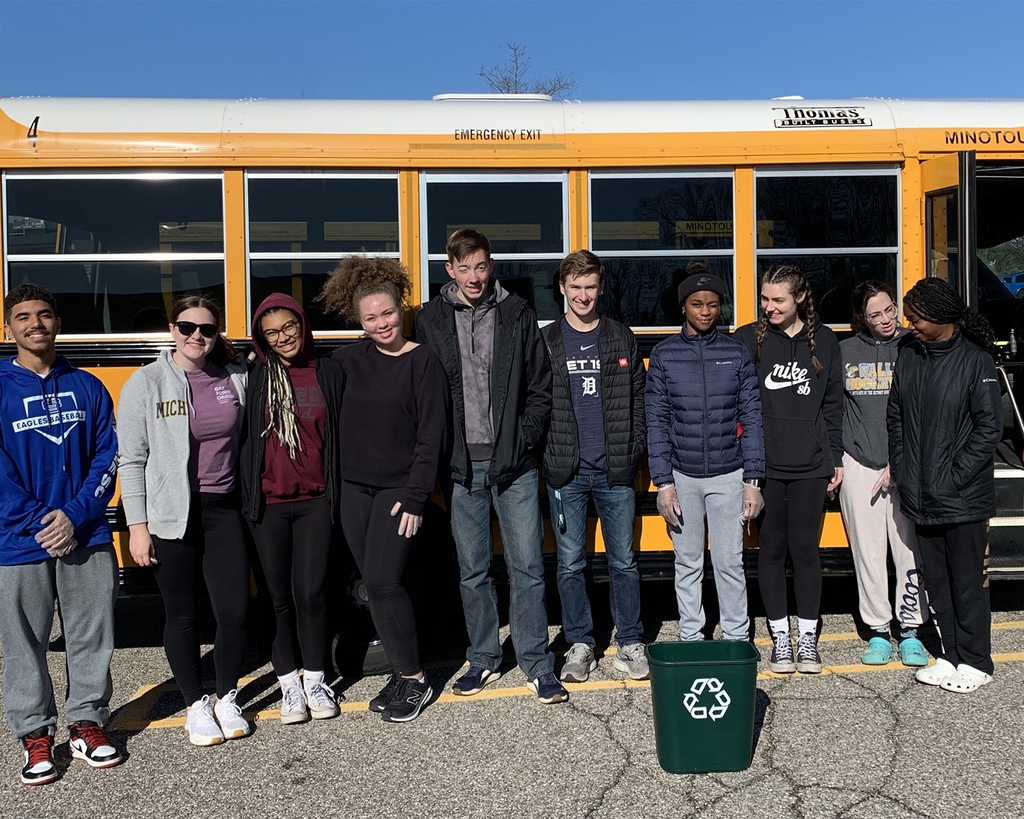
2, 95, 1023, 599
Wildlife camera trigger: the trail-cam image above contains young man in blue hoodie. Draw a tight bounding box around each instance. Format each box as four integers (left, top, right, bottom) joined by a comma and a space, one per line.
0, 284, 120, 785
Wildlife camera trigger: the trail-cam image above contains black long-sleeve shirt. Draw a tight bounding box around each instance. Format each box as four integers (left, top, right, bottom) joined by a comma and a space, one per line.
333, 340, 449, 515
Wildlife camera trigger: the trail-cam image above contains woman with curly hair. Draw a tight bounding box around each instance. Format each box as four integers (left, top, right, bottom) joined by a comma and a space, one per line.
734, 266, 843, 674
318, 257, 448, 722
239, 293, 344, 724
887, 277, 1000, 693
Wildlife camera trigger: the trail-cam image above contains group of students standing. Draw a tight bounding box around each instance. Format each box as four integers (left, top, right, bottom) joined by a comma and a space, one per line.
0, 227, 1002, 787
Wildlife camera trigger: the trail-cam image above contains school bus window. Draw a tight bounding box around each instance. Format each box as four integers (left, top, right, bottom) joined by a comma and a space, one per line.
247, 176, 400, 253
598, 256, 735, 328
754, 254, 898, 325
245, 173, 401, 330
422, 174, 568, 320
250, 260, 358, 332
7, 260, 225, 335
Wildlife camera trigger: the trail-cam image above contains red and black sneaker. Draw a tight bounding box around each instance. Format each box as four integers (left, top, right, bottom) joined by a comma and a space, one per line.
68, 721, 122, 769
20, 728, 57, 786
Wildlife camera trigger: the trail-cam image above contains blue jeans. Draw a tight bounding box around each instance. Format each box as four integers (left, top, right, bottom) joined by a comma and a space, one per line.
449, 462, 553, 679
548, 474, 643, 647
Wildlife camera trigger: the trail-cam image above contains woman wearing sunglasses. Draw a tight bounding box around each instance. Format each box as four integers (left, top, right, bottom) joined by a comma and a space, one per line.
119, 296, 251, 747
239, 294, 344, 724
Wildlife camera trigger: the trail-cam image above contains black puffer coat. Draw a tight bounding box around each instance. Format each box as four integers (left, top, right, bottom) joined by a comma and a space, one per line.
887, 330, 1001, 526
542, 316, 647, 489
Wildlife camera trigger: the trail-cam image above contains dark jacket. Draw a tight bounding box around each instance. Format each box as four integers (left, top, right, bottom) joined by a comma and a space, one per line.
646, 327, 764, 485
734, 320, 843, 480
542, 316, 647, 489
414, 284, 551, 487
887, 330, 1001, 526
239, 294, 344, 524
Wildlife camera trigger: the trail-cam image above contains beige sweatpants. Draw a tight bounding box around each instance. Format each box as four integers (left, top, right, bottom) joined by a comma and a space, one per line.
839, 453, 927, 630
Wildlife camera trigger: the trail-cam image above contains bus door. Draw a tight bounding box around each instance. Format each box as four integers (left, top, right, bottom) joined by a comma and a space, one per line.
925, 152, 1024, 576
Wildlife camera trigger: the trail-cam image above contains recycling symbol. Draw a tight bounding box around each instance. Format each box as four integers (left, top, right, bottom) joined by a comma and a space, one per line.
682, 677, 730, 721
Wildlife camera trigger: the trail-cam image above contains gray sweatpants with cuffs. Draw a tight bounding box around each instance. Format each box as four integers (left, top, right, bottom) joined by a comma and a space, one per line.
0, 545, 118, 739
671, 469, 750, 641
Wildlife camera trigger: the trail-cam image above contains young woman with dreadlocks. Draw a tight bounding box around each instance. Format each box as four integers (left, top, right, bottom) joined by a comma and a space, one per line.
240, 294, 344, 724
887, 277, 1001, 693
318, 257, 448, 723
734, 265, 844, 674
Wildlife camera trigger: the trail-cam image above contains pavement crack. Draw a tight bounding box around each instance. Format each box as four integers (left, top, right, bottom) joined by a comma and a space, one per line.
569, 689, 636, 818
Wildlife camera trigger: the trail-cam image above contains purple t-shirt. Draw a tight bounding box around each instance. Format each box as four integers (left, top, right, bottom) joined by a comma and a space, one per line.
185, 364, 242, 493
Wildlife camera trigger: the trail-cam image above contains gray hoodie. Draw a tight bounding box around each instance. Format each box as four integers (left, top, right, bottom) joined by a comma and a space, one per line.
118, 350, 247, 539
840, 329, 908, 469
442, 279, 510, 461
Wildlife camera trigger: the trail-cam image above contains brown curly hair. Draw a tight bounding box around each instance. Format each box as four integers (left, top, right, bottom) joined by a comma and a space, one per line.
316, 257, 413, 323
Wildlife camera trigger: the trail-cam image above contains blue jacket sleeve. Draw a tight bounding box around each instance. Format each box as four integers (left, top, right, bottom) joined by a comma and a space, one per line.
644, 345, 673, 487
0, 440, 53, 538
737, 345, 765, 479
60, 379, 118, 532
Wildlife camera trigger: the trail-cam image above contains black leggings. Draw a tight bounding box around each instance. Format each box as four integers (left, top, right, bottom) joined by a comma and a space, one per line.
340, 481, 419, 675
152, 491, 250, 704
251, 497, 333, 676
758, 477, 828, 622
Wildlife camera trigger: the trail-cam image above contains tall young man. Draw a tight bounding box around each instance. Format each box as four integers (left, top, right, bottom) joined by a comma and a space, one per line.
415, 229, 567, 704
0, 284, 121, 785
543, 251, 649, 683
646, 273, 764, 645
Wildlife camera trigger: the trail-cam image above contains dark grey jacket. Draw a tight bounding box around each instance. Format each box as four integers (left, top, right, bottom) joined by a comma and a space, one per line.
841, 329, 909, 469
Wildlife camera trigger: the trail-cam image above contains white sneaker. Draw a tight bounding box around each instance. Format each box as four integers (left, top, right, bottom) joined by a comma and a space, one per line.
279, 681, 309, 724
214, 690, 251, 740
304, 678, 340, 720
185, 696, 224, 746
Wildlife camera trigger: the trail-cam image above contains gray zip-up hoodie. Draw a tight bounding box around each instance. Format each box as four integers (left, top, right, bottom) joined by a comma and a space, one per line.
118, 350, 247, 539
443, 279, 510, 461
841, 328, 908, 469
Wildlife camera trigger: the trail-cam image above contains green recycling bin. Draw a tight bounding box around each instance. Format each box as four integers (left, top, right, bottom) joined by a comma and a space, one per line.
646, 640, 760, 774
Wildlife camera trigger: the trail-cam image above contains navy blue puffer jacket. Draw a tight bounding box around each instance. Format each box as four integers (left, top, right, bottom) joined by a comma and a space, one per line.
645, 328, 765, 485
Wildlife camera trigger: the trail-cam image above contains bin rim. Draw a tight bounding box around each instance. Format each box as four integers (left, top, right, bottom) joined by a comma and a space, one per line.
645, 639, 760, 667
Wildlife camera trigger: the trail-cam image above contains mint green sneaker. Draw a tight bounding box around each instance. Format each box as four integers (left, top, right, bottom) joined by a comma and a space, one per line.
898, 637, 929, 667
861, 636, 894, 665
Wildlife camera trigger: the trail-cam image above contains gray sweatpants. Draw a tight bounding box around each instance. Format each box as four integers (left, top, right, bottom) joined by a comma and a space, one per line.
671, 469, 749, 641
0, 544, 117, 739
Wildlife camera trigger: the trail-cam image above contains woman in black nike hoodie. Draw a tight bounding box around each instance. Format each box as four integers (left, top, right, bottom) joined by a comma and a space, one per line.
735, 265, 843, 675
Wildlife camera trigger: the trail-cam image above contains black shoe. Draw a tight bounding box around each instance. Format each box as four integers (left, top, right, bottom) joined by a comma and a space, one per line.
369, 674, 403, 713
796, 632, 823, 674
21, 728, 57, 786
381, 678, 433, 723
69, 721, 122, 768
768, 632, 796, 674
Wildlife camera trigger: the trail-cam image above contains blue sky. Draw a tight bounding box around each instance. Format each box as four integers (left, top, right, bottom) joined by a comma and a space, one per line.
0, 1, 1021, 101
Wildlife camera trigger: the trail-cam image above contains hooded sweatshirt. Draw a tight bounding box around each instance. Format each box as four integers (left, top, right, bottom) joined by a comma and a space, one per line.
841, 328, 909, 469
0, 356, 118, 566
734, 320, 843, 480
118, 350, 247, 540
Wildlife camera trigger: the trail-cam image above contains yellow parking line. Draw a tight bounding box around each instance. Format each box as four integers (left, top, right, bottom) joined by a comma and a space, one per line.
110, 651, 1024, 731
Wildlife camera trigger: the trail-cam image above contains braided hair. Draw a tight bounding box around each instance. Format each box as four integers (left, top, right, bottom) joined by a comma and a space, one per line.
257, 307, 302, 460
755, 265, 823, 374
903, 277, 996, 353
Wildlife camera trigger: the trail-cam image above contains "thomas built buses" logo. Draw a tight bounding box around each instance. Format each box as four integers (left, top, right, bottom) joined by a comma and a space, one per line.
773, 106, 872, 129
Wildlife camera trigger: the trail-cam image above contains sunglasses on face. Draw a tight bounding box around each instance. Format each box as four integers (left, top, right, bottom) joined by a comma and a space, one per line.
173, 321, 219, 339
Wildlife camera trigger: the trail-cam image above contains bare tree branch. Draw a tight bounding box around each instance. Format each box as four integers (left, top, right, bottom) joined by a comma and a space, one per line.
478, 42, 578, 99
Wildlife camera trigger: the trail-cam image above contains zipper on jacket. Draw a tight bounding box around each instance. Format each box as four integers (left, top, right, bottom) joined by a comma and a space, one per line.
699, 334, 709, 476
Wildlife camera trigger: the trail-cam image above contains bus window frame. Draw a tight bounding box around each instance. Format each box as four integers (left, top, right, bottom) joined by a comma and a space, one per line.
753, 164, 902, 328
3, 169, 227, 339
588, 168, 736, 332
244, 169, 402, 337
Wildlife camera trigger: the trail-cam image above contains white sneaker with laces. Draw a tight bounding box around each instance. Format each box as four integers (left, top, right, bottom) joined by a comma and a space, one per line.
279, 681, 309, 724
185, 696, 224, 746
304, 678, 340, 720
214, 690, 251, 740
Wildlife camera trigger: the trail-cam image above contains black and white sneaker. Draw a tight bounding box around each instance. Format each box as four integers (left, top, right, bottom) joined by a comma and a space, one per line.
369, 674, 403, 713
20, 729, 57, 786
68, 721, 122, 768
796, 632, 823, 674
381, 677, 433, 723
768, 632, 796, 673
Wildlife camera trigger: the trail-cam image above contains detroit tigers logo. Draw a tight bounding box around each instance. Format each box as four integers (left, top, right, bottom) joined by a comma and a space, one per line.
11, 392, 87, 444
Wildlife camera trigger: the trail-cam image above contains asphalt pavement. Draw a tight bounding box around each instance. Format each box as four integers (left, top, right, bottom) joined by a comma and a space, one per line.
0, 578, 1021, 819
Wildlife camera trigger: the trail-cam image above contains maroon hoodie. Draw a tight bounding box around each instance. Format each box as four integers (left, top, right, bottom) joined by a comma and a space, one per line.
251, 294, 326, 503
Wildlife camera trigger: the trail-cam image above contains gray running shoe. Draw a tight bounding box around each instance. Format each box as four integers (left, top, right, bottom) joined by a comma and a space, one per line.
612, 643, 650, 680
559, 643, 597, 683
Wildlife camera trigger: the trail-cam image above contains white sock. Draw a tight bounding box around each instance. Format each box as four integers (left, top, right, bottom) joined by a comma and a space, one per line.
303, 670, 325, 692
768, 618, 789, 637
797, 618, 818, 636
278, 670, 301, 688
